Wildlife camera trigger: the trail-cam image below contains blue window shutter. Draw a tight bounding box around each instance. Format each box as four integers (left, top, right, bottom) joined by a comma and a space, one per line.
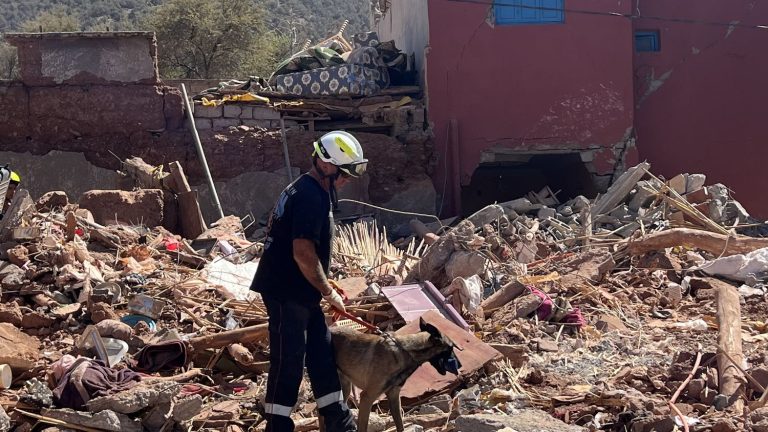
495, 0, 563, 25
495, 0, 519, 24
540, 0, 564, 22
635, 31, 660, 51
520, 0, 539, 22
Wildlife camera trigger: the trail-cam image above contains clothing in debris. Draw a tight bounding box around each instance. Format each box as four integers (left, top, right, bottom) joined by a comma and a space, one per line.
52, 356, 142, 410
130, 340, 189, 373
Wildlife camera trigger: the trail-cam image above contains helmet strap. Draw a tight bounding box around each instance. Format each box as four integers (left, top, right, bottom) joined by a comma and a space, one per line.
312, 157, 341, 212
329, 176, 340, 213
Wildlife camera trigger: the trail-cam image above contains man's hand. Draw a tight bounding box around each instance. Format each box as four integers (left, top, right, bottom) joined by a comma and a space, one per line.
323, 289, 346, 313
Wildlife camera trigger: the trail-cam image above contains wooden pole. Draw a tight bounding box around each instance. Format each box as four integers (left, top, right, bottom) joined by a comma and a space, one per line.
627, 228, 768, 258
716, 282, 745, 412
188, 324, 268, 351
180, 83, 225, 220
480, 280, 527, 318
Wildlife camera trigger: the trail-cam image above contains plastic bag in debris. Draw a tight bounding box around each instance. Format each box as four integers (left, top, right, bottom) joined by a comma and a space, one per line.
697, 247, 768, 283
205, 259, 259, 301
446, 275, 483, 315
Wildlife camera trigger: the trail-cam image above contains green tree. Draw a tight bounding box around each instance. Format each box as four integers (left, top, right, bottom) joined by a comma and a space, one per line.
0, 40, 19, 80
20, 6, 82, 32
146, 0, 288, 79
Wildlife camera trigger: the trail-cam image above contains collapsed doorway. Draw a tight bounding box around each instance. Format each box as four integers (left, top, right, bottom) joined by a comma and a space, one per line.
460, 153, 598, 216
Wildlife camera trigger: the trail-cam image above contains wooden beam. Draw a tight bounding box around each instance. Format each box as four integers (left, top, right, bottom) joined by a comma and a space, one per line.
169, 162, 207, 239
716, 281, 745, 412
480, 279, 528, 318
188, 324, 268, 351
591, 162, 650, 217
627, 228, 768, 257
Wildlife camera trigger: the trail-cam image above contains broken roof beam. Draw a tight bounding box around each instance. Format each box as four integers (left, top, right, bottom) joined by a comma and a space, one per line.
591, 162, 650, 218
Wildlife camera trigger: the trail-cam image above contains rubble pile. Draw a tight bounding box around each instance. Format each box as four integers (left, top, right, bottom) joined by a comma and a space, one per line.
1, 162, 768, 432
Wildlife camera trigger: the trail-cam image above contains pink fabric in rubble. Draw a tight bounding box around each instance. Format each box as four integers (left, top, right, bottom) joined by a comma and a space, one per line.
529, 287, 553, 320
562, 307, 586, 327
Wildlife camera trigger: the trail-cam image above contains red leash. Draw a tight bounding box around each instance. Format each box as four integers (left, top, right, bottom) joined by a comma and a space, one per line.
332, 307, 381, 333
327, 280, 380, 333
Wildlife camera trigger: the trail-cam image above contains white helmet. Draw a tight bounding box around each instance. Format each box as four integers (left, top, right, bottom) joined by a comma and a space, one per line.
312, 131, 368, 178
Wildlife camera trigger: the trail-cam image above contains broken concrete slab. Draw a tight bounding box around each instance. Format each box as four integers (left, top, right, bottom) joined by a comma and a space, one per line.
454, 411, 585, 432
21, 311, 56, 329
40, 408, 141, 432
78, 189, 166, 228
591, 162, 650, 217
0, 302, 22, 326
0, 322, 41, 371
87, 381, 180, 414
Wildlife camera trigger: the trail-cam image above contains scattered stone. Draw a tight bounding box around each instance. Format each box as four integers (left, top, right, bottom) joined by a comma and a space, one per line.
87, 381, 180, 414
535, 339, 559, 353
90, 302, 120, 323
78, 189, 165, 228
6, 245, 29, 267
595, 314, 627, 332
712, 419, 739, 432
750, 366, 768, 391
751, 407, 768, 424
41, 408, 141, 432
454, 411, 583, 432
630, 415, 675, 432
686, 378, 705, 397
95, 319, 133, 341
21, 311, 56, 329
0, 302, 22, 326
0, 322, 41, 371
20, 378, 54, 407
35, 191, 69, 212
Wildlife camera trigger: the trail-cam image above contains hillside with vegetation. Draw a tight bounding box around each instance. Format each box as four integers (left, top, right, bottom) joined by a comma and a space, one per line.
0, 0, 370, 79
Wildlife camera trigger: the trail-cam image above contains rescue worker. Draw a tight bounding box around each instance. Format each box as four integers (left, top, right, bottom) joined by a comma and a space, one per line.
1, 170, 20, 217
250, 131, 368, 432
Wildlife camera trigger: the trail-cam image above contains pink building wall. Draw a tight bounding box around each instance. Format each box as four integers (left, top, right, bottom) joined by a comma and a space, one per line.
425, 0, 635, 215
633, 0, 768, 218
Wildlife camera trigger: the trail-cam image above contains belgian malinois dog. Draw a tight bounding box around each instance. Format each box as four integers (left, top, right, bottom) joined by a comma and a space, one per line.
329, 318, 462, 432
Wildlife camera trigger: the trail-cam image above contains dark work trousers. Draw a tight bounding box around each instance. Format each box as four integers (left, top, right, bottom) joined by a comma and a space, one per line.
262, 295, 356, 432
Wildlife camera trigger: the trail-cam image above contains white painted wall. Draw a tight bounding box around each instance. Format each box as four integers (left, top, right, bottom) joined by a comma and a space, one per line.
373, 0, 430, 85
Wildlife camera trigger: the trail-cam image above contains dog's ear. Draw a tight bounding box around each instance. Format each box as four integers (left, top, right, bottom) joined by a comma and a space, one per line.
419, 318, 441, 340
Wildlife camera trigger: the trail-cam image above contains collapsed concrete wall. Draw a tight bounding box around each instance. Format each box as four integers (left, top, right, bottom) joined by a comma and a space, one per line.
0, 32, 436, 231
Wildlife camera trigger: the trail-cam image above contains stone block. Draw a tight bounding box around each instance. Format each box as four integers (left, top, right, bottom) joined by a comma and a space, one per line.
251, 106, 280, 120
685, 187, 710, 204
537, 207, 556, 220
596, 314, 627, 332
79, 189, 165, 228
212, 118, 241, 130
192, 118, 212, 130
239, 105, 253, 119
667, 174, 687, 195
223, 104, 241, 118
686, 174, 706, 193
194, 105, 222, 118
241, 119, 272, 129
0, 322, 41, 371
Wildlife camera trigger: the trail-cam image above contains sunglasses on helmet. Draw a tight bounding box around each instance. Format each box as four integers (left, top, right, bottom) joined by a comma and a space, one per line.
337, 161, 368, 178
